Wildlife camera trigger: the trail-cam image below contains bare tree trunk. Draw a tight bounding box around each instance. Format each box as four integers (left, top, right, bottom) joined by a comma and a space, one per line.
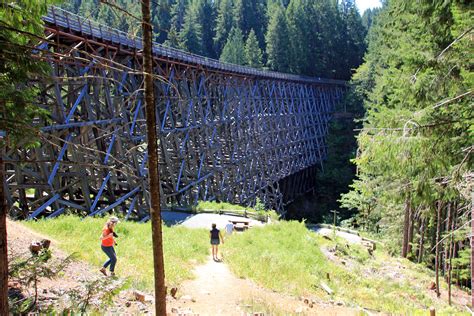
0, 148, 9, 314
447, 203, 457, 305
141, 1, 166, 314
407, 205, 415, 255
435, 200, 442, 297
444, 203, 451, 281
471, 195, 474, 308
418, 218, 425, 263
402, 198, 411, 258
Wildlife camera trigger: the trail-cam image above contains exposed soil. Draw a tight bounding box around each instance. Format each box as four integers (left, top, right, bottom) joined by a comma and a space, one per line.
7, 219, 359, 315
167, 255, 359, 315
7, 219, 153, 314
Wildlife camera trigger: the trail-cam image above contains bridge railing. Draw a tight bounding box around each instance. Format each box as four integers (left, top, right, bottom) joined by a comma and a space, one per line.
44, 6, 346, 86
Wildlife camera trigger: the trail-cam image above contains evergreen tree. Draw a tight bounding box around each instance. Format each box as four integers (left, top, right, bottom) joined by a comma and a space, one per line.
233, 0, 267, 48
164, 25, 181, 48
170, 0, 188, 33
337, 0, 367, 79
244, 29, 263, 68
265, 4, 291, 72
286, 0, 311, 74
361, 7, 381, 30
179, 1, 203, 54
152, 0, 175, 43
214, 0, 234, 56
0, 1, 57, 312
341, 0, 472, 280
219, 27, 246, 65
194, 0, 217, 58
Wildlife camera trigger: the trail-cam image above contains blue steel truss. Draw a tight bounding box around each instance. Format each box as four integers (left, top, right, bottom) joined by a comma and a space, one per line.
4, 7, 346, 220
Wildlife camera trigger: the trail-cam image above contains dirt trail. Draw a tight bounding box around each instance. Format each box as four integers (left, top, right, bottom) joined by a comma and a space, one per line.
7, 220, 358, 315
168, 256, 358, 315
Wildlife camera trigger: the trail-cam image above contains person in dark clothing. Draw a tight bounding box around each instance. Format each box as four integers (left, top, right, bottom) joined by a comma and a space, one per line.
210, 223, 224, 261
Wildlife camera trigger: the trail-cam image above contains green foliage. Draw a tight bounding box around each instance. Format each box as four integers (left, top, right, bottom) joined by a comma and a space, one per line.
340, 0, 473, 267
213, 0, 234, 55
244, 29, 263, 68
224, 221, 466, 313
64, 278, 124, 314
61, 0, 367, 79
265, 4, 291, 72
219, 27, 246, 65
0, 0, 57, 147
232, 0, 267, 47
152, 0, 174, 43
179, 1, 203, 54
24, 216, 209, 290
8, 249, 74, 313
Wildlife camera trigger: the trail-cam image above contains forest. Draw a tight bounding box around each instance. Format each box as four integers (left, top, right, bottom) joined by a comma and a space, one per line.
340, 0, 473, 293
61, 0, 370, 80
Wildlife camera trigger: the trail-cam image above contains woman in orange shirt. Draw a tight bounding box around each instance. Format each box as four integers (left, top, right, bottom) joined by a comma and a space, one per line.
99, 216, 119, 276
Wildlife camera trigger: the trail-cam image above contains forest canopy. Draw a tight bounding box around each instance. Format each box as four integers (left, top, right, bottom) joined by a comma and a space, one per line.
61, 0, 368, 80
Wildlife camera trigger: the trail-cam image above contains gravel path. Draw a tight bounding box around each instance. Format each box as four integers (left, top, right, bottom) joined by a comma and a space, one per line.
180, 213, 265, 230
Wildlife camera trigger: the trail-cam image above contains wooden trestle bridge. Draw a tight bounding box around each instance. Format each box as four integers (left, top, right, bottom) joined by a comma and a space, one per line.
4, 7, 346, 220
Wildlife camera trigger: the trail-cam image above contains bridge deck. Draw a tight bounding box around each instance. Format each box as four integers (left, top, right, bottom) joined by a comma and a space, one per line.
43, 6, 346, 86
4, 6, 347, 221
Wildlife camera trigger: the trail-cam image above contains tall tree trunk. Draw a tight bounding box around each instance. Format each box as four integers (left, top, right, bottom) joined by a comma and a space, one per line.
435, 200, 442, 297
402, 198, 411, 258
444, 203, 451, 281
0, 148, 9, 314
447, 203, 457, 305
407, 205, 415, 255
418, 217, 425, 263
471, 196, 474, 308
141, 1, 166, 315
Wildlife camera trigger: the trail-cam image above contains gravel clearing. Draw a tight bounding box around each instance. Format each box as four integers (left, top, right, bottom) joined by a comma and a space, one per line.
179, 213, 265, 230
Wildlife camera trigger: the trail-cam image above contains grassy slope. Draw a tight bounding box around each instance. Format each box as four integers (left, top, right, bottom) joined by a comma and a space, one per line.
23, 216, 468, 314
24, 216, 209, 290
224, 221, 467, 314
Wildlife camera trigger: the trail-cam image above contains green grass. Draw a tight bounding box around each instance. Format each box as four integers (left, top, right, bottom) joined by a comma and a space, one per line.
23, 215, 209, 290
224, 221, 467, 314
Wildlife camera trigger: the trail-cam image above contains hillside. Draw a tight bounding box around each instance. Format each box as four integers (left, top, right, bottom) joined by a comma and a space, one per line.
8, 217, 471, 314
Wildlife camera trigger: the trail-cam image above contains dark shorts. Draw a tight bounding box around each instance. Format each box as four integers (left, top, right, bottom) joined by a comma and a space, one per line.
211, 239, 220, 245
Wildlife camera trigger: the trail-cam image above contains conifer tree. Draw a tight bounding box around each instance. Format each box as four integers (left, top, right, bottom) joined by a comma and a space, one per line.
244, 29, 263, 68
341, 0, 472, 285
219, 27, 246, 65
164, 25, 181, 48
193, 0, 216, 58
286, 0, 311, 74
152, 0, 174, 43
170, 0, 188, 33
214, 0, 234, 56
0, 1, 58, 313
179, 1, 203, 54
265, 4, 291, 72
233, 0, 267, 47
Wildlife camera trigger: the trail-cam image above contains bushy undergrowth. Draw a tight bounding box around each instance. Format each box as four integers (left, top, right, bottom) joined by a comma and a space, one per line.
24, 215, 209, 290
224, 221, 465, 314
